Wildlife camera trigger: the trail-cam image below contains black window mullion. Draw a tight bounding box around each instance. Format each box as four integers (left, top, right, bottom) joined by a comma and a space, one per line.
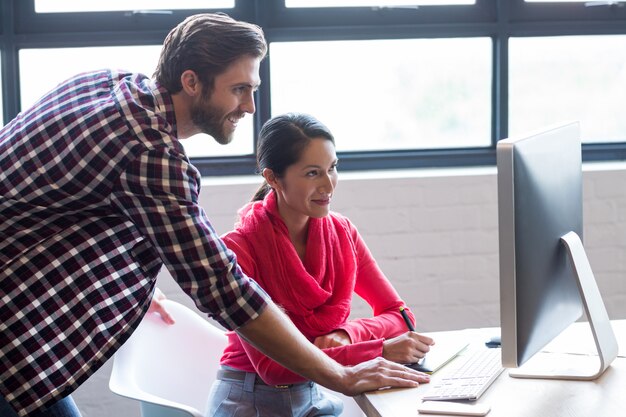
493, 0, 511, 144
12, 31, 169, 49
507, 19, 626, 37
1, 0, 20, 123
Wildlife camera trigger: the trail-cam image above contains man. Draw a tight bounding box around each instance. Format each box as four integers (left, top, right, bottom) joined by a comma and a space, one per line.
0, 13, 428, 417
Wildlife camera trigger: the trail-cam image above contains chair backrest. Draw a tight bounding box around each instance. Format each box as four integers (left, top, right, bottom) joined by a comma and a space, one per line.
109, 299, 227, 417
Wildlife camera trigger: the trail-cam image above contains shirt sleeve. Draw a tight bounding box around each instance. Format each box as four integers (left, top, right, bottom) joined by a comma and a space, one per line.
337, 220, 415, 343
109, 147, 269, 330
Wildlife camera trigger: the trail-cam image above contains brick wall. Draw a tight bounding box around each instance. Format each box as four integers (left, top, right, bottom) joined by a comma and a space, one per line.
72, 164, 626, 416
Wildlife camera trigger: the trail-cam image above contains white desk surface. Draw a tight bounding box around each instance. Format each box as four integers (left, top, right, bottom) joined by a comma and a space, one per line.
355, 320, 626, 417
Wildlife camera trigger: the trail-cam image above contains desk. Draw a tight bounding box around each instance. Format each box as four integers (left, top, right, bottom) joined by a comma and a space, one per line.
355, 320, 626, 417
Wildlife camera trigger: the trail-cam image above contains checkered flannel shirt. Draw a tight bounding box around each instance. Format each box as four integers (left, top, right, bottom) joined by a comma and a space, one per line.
0, 70, 268, 416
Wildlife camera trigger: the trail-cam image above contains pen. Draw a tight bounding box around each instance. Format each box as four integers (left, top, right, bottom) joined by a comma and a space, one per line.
399, 306, 415, 332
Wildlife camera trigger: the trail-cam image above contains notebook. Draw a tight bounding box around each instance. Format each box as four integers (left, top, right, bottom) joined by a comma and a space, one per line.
405, 330, 470, 374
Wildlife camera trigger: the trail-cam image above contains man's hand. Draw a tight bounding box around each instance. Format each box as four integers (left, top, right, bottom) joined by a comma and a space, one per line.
147, 287, 175, 325
334, 356, 430, 396
382, 332, 435, 364
314, 330, 351, 349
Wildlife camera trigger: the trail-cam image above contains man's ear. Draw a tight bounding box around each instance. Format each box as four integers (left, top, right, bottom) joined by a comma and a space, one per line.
180, 70, 201, 96
262, 168, 280, 190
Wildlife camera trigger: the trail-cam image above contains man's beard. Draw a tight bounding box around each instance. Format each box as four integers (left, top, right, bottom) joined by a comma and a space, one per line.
190, 98, 237, 145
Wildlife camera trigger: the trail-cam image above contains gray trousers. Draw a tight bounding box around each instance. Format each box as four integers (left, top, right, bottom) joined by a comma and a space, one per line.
205, 371, 344, 417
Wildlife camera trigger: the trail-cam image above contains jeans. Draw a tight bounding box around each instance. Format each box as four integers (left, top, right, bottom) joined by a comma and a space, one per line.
0, 395, 82, 417
206, 372, 344, 417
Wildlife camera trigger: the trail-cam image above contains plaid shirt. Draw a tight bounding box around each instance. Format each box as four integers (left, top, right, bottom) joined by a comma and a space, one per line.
0, 70, 268, 416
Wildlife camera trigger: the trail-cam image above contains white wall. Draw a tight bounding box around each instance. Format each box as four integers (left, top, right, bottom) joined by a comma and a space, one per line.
72, 163, 626, 416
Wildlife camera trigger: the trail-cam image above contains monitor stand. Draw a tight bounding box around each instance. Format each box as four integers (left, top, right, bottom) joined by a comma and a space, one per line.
509, 231, 619, 380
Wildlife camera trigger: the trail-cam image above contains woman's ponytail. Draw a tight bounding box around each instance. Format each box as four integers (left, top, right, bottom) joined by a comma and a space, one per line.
251, 181, 271, 202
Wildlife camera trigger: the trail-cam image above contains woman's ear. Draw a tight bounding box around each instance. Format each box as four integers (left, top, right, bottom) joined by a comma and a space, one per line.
262, 168, 281, 190
180, 70, 202, 97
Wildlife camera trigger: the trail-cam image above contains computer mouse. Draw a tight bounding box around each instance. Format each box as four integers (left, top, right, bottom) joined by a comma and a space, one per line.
485, 335, 501, 348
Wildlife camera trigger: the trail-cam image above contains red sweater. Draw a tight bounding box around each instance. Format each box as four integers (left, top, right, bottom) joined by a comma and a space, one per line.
220, 198, 414, 385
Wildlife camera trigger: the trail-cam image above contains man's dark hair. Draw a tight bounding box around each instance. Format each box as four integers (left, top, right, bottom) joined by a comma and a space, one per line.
154, 13, 267, 94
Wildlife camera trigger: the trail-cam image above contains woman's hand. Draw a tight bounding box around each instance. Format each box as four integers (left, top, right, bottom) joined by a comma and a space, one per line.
147, 287, 175, 325
314, 330, 351, 349
382, 332, 435, 364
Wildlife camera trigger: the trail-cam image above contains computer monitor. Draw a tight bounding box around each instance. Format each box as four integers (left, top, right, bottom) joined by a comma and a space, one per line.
497, 121, 618, 380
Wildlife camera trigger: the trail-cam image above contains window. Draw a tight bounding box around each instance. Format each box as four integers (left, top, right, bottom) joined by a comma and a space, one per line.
19, 46, 161, 110
1, 0, 625, 175
509, 35, 626, 143
524, 0, 602, 2
286, 1, 475, 7
18, 46, 251, 157
270, 38, 491, 151
34, 0, 234, 13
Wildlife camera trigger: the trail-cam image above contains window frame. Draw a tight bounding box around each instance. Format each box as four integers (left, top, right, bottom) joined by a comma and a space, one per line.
1, 0, 626, 176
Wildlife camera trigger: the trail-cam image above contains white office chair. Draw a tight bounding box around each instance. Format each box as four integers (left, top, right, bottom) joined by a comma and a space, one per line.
109, 299, 364, 417
319, 387, 366, 417
109, 299, 227, 417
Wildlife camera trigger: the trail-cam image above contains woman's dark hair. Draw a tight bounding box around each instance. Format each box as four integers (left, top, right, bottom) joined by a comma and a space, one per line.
154, 13, 267, 95
252, 113, 335, 201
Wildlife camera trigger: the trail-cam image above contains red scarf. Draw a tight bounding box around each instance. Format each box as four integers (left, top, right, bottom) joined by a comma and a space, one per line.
234, 191, 357, 337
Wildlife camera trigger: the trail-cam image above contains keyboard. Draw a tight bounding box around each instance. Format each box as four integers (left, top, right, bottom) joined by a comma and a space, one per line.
422, 347, 504, 401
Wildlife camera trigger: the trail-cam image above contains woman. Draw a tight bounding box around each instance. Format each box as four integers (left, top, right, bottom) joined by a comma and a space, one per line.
206, 113, 434, 417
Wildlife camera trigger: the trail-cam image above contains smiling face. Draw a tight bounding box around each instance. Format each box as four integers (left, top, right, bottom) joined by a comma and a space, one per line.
267, 137, 339, 227
190, 54, 261, 144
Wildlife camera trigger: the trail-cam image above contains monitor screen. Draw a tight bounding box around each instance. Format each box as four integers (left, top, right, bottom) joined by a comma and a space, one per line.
497, 121, 617, 380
